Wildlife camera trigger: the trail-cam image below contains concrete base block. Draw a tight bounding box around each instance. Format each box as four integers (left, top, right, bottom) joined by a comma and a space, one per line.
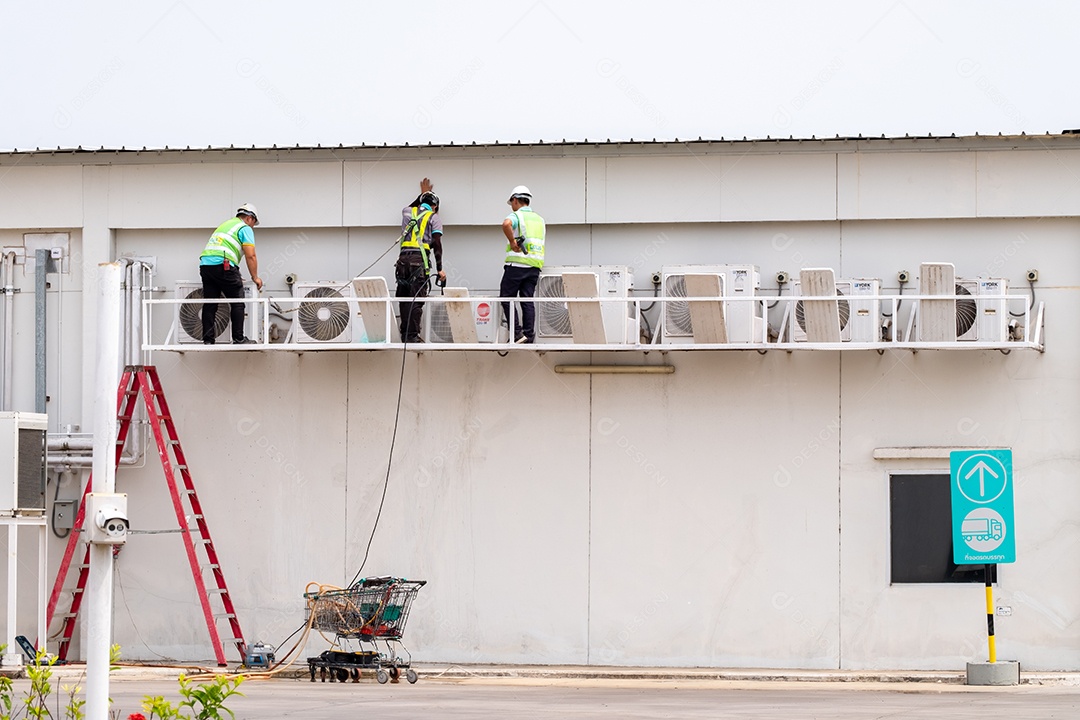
967, 661, 1020, 686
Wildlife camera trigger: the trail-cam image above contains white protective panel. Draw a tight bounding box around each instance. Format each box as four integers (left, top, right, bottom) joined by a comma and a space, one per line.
798, 268, 841, 343
837, 151, 977, 220
0, 166, 83, 229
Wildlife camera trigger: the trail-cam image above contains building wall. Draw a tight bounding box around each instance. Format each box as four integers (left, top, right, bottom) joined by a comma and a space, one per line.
0, 138, 1076, 669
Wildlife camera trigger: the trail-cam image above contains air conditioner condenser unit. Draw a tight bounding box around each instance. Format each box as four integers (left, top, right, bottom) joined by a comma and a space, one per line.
0, 412, 47, 516
660, 264, 763, 343
175, 281, 260, 344
536, 265, 636, 344
426, 295, 502, 343
792, 278, 881, 342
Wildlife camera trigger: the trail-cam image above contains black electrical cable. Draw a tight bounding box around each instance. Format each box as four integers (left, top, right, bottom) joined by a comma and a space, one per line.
1009, 280, 1035, 317
767, 283, 786, 310
272, 620, 309, 655
348, 268, 429, 587
882, 281, 904, 318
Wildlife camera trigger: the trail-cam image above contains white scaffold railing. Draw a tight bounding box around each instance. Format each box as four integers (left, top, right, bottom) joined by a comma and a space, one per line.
141, 292, 1045, 353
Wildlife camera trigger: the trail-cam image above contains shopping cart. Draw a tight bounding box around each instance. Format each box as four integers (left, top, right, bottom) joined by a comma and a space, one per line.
304, 576, 426, 684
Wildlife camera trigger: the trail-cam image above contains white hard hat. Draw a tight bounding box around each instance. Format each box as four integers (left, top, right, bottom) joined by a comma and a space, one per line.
507, 185, 531, 205
236, 203, 260, 225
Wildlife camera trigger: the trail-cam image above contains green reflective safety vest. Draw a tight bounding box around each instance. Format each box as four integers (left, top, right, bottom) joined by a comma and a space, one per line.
505, 208, 545, 269
200, 217, 248, 265
400, 208, 435, 271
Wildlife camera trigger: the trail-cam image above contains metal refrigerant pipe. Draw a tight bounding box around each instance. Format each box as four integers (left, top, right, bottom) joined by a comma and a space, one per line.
35, 249, 48, 414
2, 251, 14, 411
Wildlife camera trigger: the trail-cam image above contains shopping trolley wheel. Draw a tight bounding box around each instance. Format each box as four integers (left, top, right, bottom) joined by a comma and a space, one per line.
406, 668, 418, 684
376, 669, 390, 684
335, 668, 349, 683
319, 667, 327, 683
350, 668, 360, 683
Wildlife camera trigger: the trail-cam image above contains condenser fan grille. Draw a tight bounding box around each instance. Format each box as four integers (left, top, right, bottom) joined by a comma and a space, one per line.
795, 288, 851, 332
537, 276, 571, 336
430, 303, 452, 342
665, 276, 694, 334
298, 286, 350, 341
955, 283, 977, 337
180, 289, 230, 340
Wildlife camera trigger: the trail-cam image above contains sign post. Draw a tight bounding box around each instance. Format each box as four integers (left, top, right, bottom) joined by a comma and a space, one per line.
950, 449, 1017, 684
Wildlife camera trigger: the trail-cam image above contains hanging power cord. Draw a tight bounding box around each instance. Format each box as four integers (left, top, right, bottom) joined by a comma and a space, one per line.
348, 267, 429, 587
188, 234, 430, 681
267, 224, 419, 316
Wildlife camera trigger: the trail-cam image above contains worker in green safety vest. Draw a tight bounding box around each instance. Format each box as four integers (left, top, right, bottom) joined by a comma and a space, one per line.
395, 177, 445, 343
199, 203, 262, 344
500, 185, 545, 343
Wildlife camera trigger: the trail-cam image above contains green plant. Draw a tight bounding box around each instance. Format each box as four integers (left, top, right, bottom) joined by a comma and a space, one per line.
138, 675, 244, 720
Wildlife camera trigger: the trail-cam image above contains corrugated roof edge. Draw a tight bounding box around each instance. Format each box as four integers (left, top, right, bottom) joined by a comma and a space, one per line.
0, 131, 1074, 155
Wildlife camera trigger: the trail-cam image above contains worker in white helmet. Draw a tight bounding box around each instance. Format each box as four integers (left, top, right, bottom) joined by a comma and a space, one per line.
500, 186, 546, 343
198, 203, 262, 344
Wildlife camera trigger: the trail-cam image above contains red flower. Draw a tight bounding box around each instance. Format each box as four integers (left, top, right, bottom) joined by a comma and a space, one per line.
128, 714, 147, 720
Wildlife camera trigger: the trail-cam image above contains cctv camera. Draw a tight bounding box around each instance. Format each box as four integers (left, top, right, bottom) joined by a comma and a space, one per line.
86, 493, 128, 545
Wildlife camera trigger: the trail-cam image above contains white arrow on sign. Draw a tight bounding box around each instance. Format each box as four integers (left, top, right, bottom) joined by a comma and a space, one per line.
965, 460, 999, 498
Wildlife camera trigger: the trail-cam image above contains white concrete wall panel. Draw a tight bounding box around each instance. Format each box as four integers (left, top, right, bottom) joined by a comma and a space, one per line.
719, 152, 836, 222
108, 164, 233, 229
593, 156, 723, 224
232, 162, 344, 227
837, 151, 978, 220
0, 165, 83, 229
589, 352, 841, 668
977, 148, 1080, 218
345, 352, 592, 663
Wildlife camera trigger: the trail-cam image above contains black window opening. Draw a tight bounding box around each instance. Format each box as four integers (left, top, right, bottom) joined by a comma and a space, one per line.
889, 473, 998, 584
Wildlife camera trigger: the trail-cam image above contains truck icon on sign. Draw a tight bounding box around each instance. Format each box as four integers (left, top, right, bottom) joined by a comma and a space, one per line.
962, 517, 1003, 542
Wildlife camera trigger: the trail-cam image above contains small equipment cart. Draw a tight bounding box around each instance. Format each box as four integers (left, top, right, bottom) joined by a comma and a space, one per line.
304, 576, 426, 684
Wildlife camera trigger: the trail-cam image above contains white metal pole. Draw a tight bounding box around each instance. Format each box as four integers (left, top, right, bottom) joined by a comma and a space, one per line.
3, 523, 18, 666
86, 262, 122, 720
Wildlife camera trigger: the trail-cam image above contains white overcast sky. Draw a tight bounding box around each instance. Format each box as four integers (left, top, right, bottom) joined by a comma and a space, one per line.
2, 1, 1076, 151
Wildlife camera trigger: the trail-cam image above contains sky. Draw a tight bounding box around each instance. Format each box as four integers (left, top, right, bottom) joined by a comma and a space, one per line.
2, 1, 1077, 151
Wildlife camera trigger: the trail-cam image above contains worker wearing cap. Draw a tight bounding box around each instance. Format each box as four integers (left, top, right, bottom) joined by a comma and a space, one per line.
199, 203, 263, 345
396, 178, 445, 343
500, 185, 545, 343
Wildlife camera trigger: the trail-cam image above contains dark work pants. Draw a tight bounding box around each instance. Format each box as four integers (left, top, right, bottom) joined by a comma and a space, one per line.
500, 264, 540, 340
200, 264, 246, 343
395, 253, 429, 342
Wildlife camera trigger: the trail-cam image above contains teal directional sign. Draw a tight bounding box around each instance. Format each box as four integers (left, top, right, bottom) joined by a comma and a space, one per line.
950, 449, 1015, 564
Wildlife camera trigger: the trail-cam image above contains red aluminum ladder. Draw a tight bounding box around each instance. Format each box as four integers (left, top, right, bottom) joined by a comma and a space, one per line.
46, 366, 246, 666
